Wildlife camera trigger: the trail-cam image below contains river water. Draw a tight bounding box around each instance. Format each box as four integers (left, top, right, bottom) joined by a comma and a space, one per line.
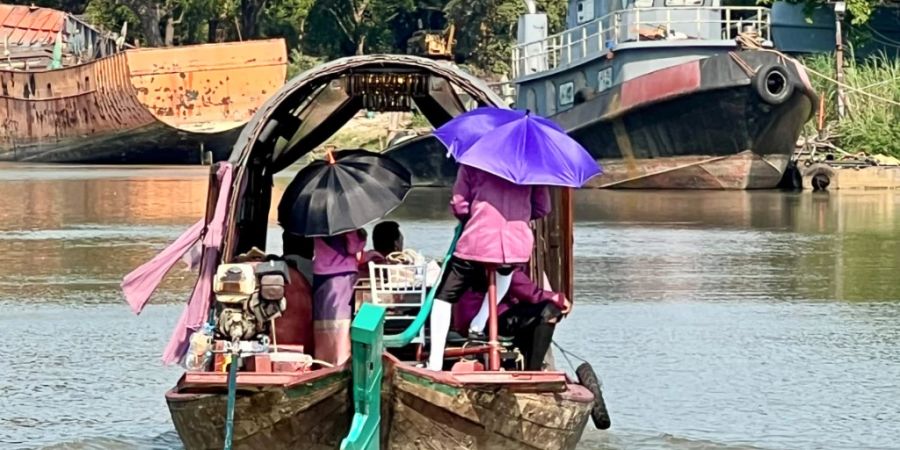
1, 164, 899, 450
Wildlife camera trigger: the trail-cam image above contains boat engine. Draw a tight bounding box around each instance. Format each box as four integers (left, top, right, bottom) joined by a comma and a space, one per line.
212, 261, 290, 341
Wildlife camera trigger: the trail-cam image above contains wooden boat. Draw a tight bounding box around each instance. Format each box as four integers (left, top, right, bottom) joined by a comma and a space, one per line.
381, 355, 593, 449
0, 4, 286, 164
125, 55, 602, 450
166, 367, 350, 450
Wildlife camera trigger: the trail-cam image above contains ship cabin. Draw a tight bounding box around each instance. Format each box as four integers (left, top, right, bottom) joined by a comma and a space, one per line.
512, 0, 773, 116
0, 4, 121, 70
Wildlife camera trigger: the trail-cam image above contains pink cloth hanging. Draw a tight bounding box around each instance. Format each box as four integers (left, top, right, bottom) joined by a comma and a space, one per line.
121, 220, 204, 314
120, 163, 234, 364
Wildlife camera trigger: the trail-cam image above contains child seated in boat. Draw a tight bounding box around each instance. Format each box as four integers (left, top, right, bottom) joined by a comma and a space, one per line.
312, 229, 367, 366
360, 221, 404, 268
452, 268, 571, 371
359, 221, 439, 285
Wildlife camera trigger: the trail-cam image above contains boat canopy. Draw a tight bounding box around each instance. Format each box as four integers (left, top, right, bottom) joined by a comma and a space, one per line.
221, 54, 574, 299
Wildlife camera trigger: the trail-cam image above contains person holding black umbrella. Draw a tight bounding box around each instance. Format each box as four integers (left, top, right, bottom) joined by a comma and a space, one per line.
308, 228, 367, 365
278, 149, 412, 366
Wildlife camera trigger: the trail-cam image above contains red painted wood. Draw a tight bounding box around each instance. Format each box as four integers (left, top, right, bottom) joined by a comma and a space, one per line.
387, 353, 576, 392
487, 270, 500, 371
247, 354, 273, 373
272, 267, 314, 351
442, 346, 491, 358
450, 360, 484, 372
181, 364, 347, 389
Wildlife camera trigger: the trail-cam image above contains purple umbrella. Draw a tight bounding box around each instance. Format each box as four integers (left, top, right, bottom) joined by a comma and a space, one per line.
433, 107, 601, 187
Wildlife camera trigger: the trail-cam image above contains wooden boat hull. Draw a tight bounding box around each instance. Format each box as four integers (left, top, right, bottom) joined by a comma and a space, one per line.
165, 368, 351, 450
0, 40, 286, 164
381, 358, 594, 450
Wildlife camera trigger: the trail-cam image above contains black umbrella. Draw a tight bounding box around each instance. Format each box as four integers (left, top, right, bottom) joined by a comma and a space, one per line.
278, 149, 412, 237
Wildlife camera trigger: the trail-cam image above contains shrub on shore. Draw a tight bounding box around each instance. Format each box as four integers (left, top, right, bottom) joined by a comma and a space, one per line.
802, 52, 900, 158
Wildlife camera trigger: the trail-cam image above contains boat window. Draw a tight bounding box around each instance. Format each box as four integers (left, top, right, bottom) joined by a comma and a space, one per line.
558, 81, 575, 107
576, 1, 594, 24
545, 81, 557, 115
634, 0, 654, 7
526, 88, 537, 112
597, 68, 613, 93
664, 0, 704, 6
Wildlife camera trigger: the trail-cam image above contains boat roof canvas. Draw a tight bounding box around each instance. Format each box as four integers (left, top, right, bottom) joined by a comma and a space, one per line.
220, 54, 575, 299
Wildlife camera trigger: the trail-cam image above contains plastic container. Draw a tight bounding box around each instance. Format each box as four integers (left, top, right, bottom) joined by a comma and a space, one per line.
183, 323, 215, 371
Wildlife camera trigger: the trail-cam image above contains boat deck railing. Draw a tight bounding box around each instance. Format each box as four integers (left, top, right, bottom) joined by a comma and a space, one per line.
512, 6, 771, 80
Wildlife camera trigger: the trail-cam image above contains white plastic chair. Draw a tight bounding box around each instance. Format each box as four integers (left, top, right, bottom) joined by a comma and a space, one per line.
367, 261, 427, 345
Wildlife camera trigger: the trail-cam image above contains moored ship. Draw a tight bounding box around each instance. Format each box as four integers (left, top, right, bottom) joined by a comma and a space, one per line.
0, 4, 286, 164
511, 0, 817, 189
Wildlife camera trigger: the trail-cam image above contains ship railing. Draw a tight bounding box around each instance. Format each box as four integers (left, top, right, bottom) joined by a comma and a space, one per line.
512, 6, 771, 80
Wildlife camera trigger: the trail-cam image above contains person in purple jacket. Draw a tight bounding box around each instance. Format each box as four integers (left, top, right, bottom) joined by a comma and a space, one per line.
453, 267, 571, 371
427, 164, 551, 371
312, 229, 366, 366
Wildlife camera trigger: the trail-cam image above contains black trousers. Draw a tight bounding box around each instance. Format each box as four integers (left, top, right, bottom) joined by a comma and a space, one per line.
499, 301, 562, 371
434, 256, 516, 304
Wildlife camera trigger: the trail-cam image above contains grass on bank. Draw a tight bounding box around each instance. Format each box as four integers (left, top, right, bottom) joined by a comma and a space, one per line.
802, 52, 900, 158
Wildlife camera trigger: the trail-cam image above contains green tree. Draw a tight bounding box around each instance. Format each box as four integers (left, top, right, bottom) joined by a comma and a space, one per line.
259, 0, 315, 49
445, 0, 565, 77
304, 0, 401, 57
755, 0, 890, 24
4, 0, 89, 12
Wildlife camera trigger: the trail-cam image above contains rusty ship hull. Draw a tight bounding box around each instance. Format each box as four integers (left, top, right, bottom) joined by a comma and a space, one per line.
0, 39, 286, 164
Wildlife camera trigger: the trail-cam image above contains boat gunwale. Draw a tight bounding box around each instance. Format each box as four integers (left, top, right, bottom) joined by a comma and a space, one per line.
512, 39, 740, 84
551, 50, 817, 134
383, 353, 594, 403
170, 362, 350, 393
0, 37, 287, 75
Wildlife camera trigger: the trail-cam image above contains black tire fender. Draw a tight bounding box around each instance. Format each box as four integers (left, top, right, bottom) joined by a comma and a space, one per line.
576, 362, 611, 430
753, 63, 794, 106
801, 163, 835, 191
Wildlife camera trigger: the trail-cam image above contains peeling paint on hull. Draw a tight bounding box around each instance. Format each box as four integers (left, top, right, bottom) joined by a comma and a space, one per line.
0, 39, 287, 164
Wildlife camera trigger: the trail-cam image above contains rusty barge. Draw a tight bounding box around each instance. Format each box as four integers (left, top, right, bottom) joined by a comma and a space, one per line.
0, 5, 286, 164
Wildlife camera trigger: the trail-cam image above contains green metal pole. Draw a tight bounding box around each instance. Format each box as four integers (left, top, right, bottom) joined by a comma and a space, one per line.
383, 223, 461, 348
223, 350, 240, 450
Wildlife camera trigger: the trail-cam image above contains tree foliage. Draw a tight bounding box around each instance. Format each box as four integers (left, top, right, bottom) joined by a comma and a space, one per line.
444, 0, 565, 78
22, 0, 896, 77
754, 0, 889, 24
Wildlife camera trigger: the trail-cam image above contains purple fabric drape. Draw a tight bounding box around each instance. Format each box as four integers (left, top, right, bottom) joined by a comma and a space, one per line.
120, 163, 234, 365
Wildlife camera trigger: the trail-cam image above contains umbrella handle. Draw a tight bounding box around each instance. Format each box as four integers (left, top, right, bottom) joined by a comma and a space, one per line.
383, 223, 462, 348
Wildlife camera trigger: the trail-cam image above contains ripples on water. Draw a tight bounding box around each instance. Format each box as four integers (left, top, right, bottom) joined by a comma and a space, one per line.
1, 164, 899, 450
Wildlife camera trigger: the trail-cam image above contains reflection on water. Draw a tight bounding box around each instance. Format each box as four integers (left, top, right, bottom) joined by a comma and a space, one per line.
1, 165, 899, 450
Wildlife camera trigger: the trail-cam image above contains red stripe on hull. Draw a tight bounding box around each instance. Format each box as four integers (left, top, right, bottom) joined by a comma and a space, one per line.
619, 60, 702, 112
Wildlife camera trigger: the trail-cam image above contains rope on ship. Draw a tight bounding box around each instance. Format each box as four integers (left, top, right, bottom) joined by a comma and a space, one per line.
732, 31, 900, 108
800, 64, 900, 107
